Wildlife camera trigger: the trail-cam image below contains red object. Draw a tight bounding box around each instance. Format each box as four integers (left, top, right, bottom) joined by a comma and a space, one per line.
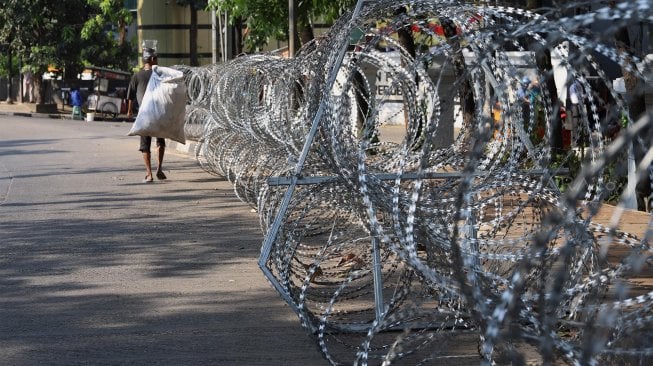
562, 129, 571, 149
468, 13, 482, 23
434, 25, 444, 36
120, 99, 127, 114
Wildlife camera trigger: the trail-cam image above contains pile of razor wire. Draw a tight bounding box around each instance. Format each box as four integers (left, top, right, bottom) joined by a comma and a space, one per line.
177, 0, 653, 364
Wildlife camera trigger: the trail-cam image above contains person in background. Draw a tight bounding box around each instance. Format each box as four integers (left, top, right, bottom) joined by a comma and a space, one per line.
127, 47, 167, 183
517, 76, 531, 103
568, 77, 584, 147
70, 87, 84, 120
517, 76, 532, 128
517, 76, 541, 105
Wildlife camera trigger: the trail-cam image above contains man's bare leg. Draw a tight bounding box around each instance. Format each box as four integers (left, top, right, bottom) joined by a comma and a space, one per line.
143, 152, 153, 182
156, 146, 166, 180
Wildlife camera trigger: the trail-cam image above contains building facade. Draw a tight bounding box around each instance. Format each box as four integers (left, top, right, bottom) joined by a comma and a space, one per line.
130, 0, 214, 67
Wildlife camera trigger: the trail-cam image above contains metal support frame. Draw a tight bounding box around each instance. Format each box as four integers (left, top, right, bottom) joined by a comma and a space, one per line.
258, 0, 369, 323
257, 0, 568, 331
371, 224, 385, 322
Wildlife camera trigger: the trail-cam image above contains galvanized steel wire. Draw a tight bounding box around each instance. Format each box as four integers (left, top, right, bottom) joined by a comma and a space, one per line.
180, 1, 653, 364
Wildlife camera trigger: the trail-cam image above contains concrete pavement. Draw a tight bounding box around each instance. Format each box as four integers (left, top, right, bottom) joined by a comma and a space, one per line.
0, 114, 327, 365
4, 101, 651, 365
0, 101, 76, 119
0, 100, 128, 121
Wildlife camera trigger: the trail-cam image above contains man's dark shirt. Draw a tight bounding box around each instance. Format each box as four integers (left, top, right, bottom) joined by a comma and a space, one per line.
128, 68, 153, 106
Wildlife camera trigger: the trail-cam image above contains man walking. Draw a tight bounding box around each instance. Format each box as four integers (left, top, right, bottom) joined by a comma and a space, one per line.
127, 45, 167, 183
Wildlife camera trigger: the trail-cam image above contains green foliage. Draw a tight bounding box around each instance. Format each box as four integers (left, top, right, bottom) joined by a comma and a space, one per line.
80, 0, 135, 71
0, 54, 20, 78
602, 159, 628, 204
308, 0, 355, 22
0, 0, 83, 75
550, 151, 581, 193
208, 0, 355, 50
209, 0, 285, 50
621, 110, 629, 129
549, 146, 627, 204
0, 0, 134, 78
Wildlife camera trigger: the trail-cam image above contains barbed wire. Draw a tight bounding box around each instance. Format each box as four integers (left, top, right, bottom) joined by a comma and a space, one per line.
178, 1, 652, 364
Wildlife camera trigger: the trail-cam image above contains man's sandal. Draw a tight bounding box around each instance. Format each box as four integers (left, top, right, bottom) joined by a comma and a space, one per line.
156, 171, 167, 180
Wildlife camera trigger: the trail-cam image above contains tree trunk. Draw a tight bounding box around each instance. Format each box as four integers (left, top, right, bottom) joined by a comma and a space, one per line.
614, 25, 650, 211
443, 18, 475, 149
235, 17, 243, 55
535, 49, 562, 154
190, 7, 199, 66
34, 77, 43, 105
396, 23, 415, 57
298, 23, 314, 46
615, 28, 647, 123
526, 0, 542, 10
296, 2, 313, 46
118, 19, 126, 45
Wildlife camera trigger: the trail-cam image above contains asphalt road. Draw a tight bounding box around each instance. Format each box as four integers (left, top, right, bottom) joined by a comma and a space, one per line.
0, 116, 327, 365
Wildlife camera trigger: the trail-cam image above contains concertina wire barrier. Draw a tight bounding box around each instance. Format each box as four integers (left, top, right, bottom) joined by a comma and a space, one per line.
175, 0, 653, 364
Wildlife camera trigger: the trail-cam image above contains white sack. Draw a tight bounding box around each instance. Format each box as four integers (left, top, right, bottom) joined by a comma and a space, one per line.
128, 65, 187, 144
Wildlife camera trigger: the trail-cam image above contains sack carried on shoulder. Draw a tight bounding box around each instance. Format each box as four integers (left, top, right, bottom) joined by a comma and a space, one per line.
128, 65, 187, 144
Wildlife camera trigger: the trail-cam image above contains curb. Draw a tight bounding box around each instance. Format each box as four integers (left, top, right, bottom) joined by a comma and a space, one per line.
0, 110, 68, 119
167, 140, 200, 157
0, 108, 134, 123
1, 107, 197, 157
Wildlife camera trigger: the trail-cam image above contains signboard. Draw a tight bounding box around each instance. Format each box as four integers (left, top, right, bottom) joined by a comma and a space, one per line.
374, 51, 405, 126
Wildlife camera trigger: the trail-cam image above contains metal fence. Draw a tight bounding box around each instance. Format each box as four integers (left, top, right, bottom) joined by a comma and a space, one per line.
179, 1, 653, 364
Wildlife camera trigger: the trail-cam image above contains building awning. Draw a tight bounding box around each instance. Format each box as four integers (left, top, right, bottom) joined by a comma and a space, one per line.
81, 66, 131, 81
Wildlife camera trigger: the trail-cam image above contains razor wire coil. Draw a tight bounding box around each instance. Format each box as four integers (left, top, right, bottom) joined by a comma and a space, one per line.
179, 1, 653, 364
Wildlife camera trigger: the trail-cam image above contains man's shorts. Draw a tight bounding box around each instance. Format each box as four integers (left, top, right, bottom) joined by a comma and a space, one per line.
139, 136, 166, 152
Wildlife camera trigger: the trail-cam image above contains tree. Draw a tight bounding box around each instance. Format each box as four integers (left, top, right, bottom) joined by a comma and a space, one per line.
207, 0, 355, 52
0, 0, 85, 103
81, 0, 134, 71
0, 50, 19, 79
0, 0, 134, 104
208, 0, 287, 51
176, 0, 209, 66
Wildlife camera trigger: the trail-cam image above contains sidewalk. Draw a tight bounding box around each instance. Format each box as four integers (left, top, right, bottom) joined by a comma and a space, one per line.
0, 100, 132, 122
0, 116, 329, 365
0, 100, 200, 160
0, 100, 67, 119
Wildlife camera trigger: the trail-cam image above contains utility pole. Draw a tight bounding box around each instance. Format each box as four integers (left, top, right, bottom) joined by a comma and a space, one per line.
222, 12, 227, 62
212, 9, 218, 64
288, 0, 296, 57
